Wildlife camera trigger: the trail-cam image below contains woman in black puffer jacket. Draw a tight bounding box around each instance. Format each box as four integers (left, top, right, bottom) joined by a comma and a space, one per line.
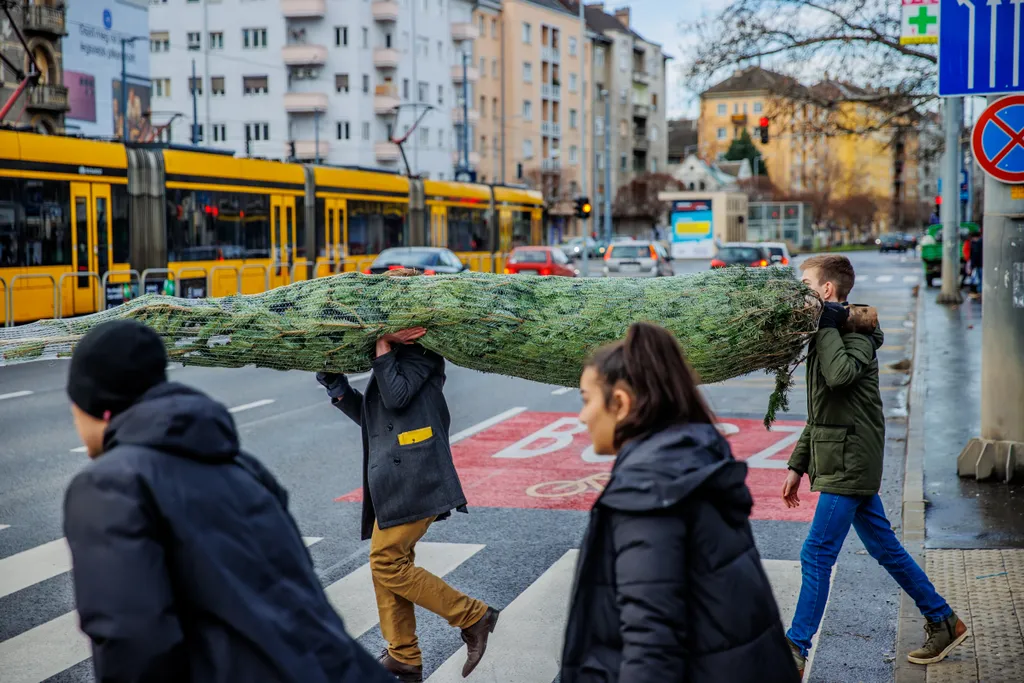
561, 322, 801, 683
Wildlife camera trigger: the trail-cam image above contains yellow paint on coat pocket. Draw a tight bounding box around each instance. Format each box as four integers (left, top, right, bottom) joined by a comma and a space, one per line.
398, 427, 433, 446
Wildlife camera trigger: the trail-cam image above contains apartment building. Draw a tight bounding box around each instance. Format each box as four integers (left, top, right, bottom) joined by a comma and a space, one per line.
0, 1, 68, 133
148, 0, 474, 178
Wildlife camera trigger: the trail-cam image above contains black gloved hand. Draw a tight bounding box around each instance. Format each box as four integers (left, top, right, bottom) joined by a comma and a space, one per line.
818, 302, 850, 330
316, 371, 350, 400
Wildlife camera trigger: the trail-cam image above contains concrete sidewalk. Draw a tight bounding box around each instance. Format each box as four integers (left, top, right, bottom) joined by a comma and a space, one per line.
896, 290, 1024, 683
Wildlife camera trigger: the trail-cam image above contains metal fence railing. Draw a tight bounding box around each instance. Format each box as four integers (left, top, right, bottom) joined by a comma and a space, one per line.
56, 272, 101, 319
7, 273, 58, 327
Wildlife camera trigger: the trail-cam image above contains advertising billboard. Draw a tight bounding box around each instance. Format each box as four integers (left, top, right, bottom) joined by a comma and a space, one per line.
670, 199, 715, 259
63, 1, 150, 139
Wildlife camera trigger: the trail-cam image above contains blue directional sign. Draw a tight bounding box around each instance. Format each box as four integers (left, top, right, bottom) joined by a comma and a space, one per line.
939, 0, 1024, 96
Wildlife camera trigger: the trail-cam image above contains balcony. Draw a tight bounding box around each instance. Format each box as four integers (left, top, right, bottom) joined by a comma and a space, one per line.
280, 0, 326, 18
451, 22, 479, 41
633, 103, 649, 118
541, 46, 560, 63
632, 70, 650, 85
372, 0, 400, 22
451, 64, 479, 82
290, 140, 331, 160
541, 158, 561, 171
23, 4, 66, 36
282, 43, 328, 66
26, 83, 69, 112
541, 121, 561, 137
374, 84, 400, 114
373, 48, 400, 69
541, 84, 561, 101
284, 92, 328, 113
730, 113, 747, 125
376, 141, 400, 162
451, 107, 480, 125
633, 133, 649, 150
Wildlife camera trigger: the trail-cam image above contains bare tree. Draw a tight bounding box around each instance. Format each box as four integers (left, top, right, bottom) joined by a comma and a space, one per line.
612, 173, 684, 221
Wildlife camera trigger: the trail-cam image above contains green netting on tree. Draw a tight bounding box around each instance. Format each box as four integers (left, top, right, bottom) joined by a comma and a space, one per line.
0, 268, 820, 427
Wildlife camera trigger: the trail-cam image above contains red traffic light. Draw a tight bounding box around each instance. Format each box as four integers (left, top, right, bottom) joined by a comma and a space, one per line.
759, 116, 770, 128
935, 196, 942, 205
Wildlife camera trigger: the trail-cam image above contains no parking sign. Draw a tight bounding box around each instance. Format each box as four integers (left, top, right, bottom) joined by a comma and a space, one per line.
972, 95, 1024, 185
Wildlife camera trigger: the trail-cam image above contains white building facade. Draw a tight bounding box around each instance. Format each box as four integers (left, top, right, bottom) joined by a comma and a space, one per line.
148, 0, 475, 179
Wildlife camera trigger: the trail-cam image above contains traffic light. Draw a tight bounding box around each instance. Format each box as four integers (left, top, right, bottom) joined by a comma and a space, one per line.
575, 196, 592, 219
935, 195, 942, 215
758, 117, 770, 144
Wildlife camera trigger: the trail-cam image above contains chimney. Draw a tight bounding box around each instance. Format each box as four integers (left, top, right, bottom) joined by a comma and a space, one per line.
615, 7, 630, 26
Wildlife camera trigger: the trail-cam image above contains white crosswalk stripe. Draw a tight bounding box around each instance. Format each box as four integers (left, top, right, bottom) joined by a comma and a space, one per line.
875, 275, 894, 283
0, 536, 819, 682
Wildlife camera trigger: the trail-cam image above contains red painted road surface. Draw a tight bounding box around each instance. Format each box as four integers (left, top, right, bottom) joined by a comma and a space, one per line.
338, 411, 818, 522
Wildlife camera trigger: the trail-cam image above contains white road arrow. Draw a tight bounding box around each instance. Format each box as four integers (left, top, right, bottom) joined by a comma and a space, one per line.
1013, 0, 1023, 86
990, 0, 1003, 88
958, 0, 977, 89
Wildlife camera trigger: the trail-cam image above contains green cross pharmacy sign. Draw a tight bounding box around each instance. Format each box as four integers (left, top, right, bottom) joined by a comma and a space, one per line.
901, 0, 939, 45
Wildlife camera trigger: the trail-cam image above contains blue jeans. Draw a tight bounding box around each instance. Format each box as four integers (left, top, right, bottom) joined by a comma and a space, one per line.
786, 493, 952, 657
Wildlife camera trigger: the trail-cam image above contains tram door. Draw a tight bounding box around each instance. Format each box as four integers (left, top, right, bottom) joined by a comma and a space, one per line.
270, 195, 296, 287
70, 182, 113, 315
429, 206, 448, 248
325, 197, 347, 272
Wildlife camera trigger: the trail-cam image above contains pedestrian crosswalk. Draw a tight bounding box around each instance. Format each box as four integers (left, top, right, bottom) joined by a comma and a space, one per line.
0, 533, 821, 682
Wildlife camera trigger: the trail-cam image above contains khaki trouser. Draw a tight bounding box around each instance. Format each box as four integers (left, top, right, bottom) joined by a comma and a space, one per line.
370, 516, 488, 666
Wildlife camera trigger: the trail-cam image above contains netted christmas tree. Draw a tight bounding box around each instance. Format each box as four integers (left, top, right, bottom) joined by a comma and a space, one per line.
0, 268, 820, 426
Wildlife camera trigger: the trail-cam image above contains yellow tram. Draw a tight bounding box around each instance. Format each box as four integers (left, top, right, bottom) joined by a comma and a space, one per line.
0, 130, 544, 325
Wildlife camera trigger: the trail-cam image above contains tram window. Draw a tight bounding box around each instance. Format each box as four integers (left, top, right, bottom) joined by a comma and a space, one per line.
75, 197, 89, 286
0, 178, 72, 267
314, 197, 327, 258
294, 195, 306, 258
348, 200, 406, 255
512, 210, 532, 247
166, 189, 271, 261
111, 185, 130, 263
446, 206, 488, 252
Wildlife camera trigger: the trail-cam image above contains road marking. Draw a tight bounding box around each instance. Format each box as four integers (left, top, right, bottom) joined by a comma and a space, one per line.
551, 386, 576, 396
763, 559, 833, 679
0, 538, 72, 600
0, 390, 33, 401
450, 407, 528, 444
0, 524, 9, 531
228, 399, 275, 413
746, 426, 804, 469
348, 371, 372, 382
903, 275, 920, 283
303, 536, 323, 547
426, 549, 579, 682
325, 542, 484, 638
875, 275, 894, 283
69, 446, 87, 453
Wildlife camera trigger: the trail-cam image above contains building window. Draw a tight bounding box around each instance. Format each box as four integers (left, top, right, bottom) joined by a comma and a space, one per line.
620, 154, 627, 170
650, 158, 658, 173
569, 145, 578, 164
569, 37, 577, 57
717, 103, 726, 116
619, 120, 628, 137
480, 56, 485, 75
150, 33, 170, 52
620, 88, 627, 103
438, 84, 444, 105
619, 50, 627, 72
570, 109, 578, 129
438, 40, 444, 59
493, 136, 499, 154
189, 76, 203, 95
243, 76, 268, 95
187, 32, 201, 50
650, 125, 658, 141
212, 124, 227, 142
362, 27, 369, 48
438, 129, 445, 148
569, 73, 578, 92
479, 15, 485, 34
595, 47, 605, 69
245, 122, 270, 141
651, 93, 658, 111
362, 122, 370, 140
733, 102, 739, 114
491, 19, 497, 38
419, 126, 429, 145
243, 28, 268, 49
337, 121, 351, 140
209, 31, 223, 50
154, 78, 171, 97
717, 127, 726, 140
594, 116, 604, 136
418, 81, 428, 102
754, 101, 763, 114
596, 152, 603, 169
211, 76, 225, 95
523, 62, 532, 83
195, 124, 204, 140
480, 96, 486, 117
335, 73, 349, 93
522, 22, 531, 44
492, 58, 498, 78
335, 26, 348, 46
363, 74, 370, 93
523, 139, 533, 158
522, 100, 532, 121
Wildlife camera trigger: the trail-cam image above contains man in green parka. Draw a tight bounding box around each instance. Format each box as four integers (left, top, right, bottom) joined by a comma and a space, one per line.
781, 255, 967, 679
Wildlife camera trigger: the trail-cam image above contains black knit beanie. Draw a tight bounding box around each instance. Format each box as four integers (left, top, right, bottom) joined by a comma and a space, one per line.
67, 320, 168, 419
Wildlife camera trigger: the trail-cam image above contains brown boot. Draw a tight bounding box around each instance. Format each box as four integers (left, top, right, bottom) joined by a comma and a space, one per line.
378, 650, 423, 682
460, 607, 500, 678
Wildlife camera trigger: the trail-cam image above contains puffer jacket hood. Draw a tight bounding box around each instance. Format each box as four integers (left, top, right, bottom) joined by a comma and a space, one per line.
599, 422, 752, 526
103, 382, 239, 462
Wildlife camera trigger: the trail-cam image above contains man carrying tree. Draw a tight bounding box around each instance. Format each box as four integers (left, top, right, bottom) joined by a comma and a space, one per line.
316, 328, 499, 682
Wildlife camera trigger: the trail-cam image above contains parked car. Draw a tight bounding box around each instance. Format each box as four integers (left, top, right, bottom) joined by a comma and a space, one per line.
877, 233, 909, 252
603, 241, 674, 278
759, 241, 793, 266
363, 247, 468, 274
710, 244, 773, 269
504, 246, 577, 277
561, 237, 602, 260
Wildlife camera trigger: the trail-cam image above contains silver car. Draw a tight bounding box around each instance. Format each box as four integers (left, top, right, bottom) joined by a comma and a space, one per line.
603, 241, 674, 278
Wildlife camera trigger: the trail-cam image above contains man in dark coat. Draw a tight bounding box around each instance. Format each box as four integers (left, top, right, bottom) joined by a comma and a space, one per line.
63, 320, 392, 683
561, 423, 800, 683
317, 327, 498, 682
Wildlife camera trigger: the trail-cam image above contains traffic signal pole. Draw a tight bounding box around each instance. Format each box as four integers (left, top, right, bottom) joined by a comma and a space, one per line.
578, 0, 589, 277
937, 96, 964, 304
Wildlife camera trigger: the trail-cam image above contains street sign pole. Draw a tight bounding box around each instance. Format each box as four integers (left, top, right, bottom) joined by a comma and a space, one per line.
938, 96, 964, 304
957, 99, 1024, 482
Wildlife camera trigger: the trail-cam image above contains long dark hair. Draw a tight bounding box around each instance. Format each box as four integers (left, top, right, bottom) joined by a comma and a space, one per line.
586, 322, 715, 450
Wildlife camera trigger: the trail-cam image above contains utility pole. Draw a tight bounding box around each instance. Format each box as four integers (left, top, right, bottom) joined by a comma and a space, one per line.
121, 38, 129, 142
603, 88, 612, 242
578, 0, 588, 276
191, 59, 199, 145
958, 94, 1024, 482
462, 50, 470, 172
314, 108, 321, 165
937, 96, 963, 304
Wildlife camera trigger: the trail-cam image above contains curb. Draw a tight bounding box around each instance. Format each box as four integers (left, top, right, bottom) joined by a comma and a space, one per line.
894, 288, 928, 683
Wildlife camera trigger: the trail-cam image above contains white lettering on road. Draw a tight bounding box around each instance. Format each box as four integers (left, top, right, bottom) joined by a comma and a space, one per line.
492, 417, 588, 459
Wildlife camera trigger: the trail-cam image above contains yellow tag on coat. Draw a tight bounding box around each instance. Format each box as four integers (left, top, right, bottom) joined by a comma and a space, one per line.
398, 427, 433, 446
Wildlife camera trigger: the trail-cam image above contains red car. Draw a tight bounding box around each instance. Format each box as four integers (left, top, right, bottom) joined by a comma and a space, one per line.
504, 246, 577, 277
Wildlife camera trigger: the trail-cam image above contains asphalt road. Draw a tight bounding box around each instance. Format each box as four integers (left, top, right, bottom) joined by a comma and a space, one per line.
0, 250, 924, 682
